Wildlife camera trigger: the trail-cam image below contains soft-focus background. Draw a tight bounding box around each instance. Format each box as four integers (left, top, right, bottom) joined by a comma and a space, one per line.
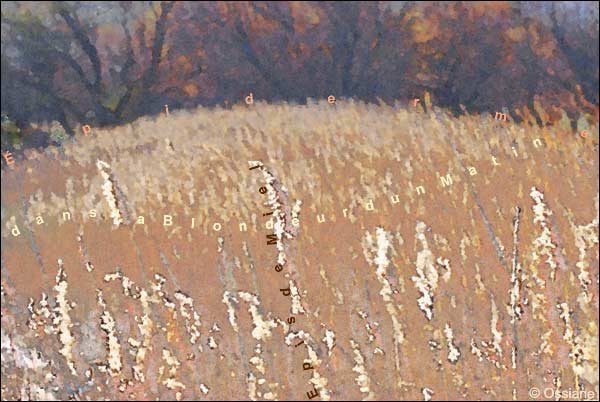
1, 1, 599, 152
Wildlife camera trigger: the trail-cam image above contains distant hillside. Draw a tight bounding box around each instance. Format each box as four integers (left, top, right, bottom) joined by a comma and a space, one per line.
2, 1, 599, 137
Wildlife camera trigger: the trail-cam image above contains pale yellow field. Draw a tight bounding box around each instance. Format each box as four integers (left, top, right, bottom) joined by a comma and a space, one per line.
1, 101, 599, 400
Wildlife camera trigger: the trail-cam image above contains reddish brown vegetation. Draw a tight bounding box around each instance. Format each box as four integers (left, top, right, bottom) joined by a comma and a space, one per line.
1, 1, 598, 141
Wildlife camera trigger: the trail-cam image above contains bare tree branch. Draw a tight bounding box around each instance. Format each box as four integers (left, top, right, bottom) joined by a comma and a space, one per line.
233, 15, 290, 98
1, 15, 97, 98
143, 1, 175, 89
117, 1, 175, 118
550, 3, 598, 103
55, 3, 103, 92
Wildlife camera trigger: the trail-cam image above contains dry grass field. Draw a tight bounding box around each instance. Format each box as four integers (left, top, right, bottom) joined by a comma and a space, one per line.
1, 101, 599, 400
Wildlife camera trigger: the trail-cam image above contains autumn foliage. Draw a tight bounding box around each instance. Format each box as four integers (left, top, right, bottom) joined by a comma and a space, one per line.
1, 1, 598, 144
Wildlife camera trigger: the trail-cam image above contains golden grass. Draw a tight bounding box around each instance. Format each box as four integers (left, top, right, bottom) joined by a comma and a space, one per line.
1, 101, 598, 400
2, 101, 598, 233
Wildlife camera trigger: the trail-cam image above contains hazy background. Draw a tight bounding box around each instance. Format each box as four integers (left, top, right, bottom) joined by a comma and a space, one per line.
1, 1, 599, 150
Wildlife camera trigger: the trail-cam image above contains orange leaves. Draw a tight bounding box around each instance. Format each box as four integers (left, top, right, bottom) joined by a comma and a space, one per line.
175, 55, 193, 75
412, 21, 438, 43
410, 12, 440, 43
183, 84, 199, 97
248, 9, 280, 35
468, 2, 511, 20
290, 2, 320, 28
527, 23, 556, 59
2, 0, 598, 132
536, 40, 557, 59
504, 26, 527, 42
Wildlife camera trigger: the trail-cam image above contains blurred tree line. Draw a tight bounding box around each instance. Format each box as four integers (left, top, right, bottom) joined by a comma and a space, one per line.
1, 1, 598, 150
